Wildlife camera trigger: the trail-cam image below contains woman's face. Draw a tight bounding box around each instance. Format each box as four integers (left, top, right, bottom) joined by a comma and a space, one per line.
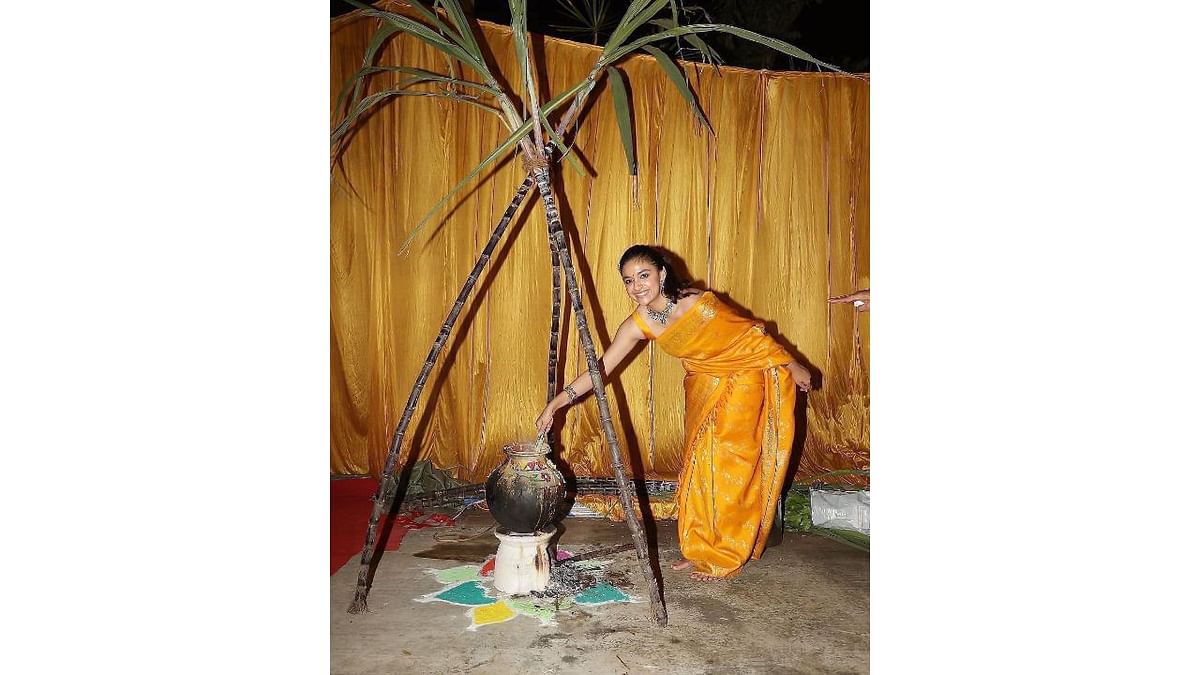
620, 258, 663, 307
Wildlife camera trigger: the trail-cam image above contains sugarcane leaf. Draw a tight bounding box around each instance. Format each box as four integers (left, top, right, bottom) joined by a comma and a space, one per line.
604, 0, 669, 53
358, 66, 502, 96
338, 66, 501, 120
400, 123, 532, 254
508, 0, 541, 111
606, 0, 658, 40
599, 0, 652, 53
331, 88, 500, 148
538, 110, 589, 178
336, 22, 403, 119
507, 0, 530, 94
398, 0, 458, 44
399, 79, 591, 252
350, 0, 481, 65
435, 0, 485, 62
641, 44, 713, 135
682, 33, 722, 66
343, 1, 489, 77
606, 66, 637, 177
603, 23, 844, 73
648, 18, 722, 66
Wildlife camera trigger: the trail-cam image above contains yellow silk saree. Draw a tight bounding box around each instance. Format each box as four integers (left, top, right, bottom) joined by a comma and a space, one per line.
633, 291, 797, 578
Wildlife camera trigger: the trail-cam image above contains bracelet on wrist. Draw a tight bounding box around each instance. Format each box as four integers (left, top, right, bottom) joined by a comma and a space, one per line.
564, 384, 579, 403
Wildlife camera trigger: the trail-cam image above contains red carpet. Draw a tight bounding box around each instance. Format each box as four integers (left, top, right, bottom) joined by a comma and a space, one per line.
331, 478, 402, 574
330, 477, 456, 575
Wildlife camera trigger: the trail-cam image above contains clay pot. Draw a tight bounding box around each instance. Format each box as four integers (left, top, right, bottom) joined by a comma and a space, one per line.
485, 437, 566, 533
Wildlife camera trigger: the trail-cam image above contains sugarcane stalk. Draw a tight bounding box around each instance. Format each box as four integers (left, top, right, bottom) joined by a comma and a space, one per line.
532, 163, 668, 626
346, 92, 599, 613
347, 175, 535, 614
543, 82, 598, 408
544, 80, 597, 442
543, 83, 597, 421
545, 213, 563, 410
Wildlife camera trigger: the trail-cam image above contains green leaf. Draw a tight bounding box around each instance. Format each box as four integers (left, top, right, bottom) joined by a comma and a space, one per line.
399, 78, 591, 253
507, 0, 530, 95
605, 0, 658, 43
337, 66, 501, 121
648, 18, 722, 67
331, 88, 500, 148
349, 0, 482, 65
358, 66, 501, 96
812, 527, 870, 552
398, 0, 458, 45
604, 0, 669, 54
538, 110, 589, 178
343, 1, 490, 78
400, 121, 533, 253
435, 0, 485, 63
336, 22, 403, 119
606, 66, 636, 177
603, 23, 844, 73
641, 44, 713, 135
508, 0, 543, 115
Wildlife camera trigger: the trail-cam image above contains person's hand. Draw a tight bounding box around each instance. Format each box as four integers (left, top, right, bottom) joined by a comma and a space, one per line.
786, 362, 812, 392
535, 400, 563, 435
829, 289, 869, 312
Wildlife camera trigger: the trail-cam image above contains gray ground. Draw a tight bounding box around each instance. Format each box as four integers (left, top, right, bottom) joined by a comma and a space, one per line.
331, 510, 868, 674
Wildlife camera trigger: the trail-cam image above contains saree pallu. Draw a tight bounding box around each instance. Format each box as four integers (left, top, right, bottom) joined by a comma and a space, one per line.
633, 291, 797, 578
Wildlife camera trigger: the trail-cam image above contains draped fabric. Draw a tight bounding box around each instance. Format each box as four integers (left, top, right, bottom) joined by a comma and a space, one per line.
637, 292, 796, 577
330, 5, 869, 487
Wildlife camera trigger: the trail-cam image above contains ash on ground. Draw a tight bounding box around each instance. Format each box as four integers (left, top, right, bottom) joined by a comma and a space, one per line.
532, 560, 599, 599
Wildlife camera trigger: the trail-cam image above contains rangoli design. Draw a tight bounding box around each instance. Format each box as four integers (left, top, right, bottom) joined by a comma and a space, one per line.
415, 548, 639, 630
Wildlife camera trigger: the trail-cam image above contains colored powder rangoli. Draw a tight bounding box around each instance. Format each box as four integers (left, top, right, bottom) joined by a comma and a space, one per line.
431, 580, 493, 606
471, 602, 517, 627
418, 557, 636, 628
434, 564, 484, 584
573, 583, 630, 606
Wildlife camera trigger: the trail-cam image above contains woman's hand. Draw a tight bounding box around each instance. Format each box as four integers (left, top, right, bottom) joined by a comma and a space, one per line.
535, 400, 564, 435
829, 288, 869, 312
786, 362, 813, 392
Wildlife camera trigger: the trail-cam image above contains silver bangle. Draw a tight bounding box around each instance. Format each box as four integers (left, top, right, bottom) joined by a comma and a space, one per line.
564, 384, 579, 403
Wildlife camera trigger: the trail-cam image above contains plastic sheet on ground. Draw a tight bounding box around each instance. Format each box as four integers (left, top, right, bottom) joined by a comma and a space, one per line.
809, 488, 870, 534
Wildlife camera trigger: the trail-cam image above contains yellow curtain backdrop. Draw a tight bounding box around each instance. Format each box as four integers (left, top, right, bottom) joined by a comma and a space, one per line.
331, 5, 869, 486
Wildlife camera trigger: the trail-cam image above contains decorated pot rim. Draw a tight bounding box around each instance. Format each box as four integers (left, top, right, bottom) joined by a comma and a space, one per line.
503, 440, 551, 457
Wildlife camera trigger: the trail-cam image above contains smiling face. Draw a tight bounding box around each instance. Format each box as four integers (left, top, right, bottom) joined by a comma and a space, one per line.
620, 257, 665, 307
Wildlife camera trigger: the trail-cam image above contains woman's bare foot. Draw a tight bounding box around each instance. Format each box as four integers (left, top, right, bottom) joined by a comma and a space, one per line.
670, 559, 693, 571
689, 571, 722, 582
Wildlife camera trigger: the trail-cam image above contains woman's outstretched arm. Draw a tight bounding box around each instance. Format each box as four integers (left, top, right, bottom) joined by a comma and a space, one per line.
534, 316, 645, 434
829, 288, 870, 312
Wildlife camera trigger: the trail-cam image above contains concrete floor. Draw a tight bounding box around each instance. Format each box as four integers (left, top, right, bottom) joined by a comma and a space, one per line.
331, 510, 868, 674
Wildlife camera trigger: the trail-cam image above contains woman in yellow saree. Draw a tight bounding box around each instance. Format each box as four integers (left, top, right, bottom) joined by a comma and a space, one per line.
535, 245, 812, 581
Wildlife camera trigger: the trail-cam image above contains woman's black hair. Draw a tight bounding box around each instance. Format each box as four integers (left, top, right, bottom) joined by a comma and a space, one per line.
618, 244, 692, 302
